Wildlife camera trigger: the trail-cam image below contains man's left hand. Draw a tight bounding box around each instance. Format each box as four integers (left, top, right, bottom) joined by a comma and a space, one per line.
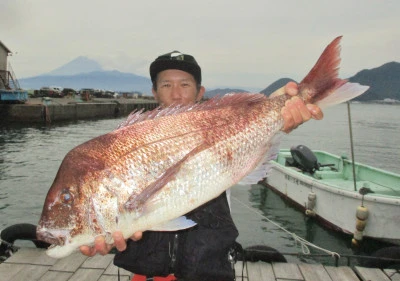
270, 82, 323, 133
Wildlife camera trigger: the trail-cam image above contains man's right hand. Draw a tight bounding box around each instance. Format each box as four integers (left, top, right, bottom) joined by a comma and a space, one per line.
80, 231, 143, 256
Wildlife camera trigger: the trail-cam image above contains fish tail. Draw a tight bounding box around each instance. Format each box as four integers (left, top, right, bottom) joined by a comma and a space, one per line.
298, 36, 369, 109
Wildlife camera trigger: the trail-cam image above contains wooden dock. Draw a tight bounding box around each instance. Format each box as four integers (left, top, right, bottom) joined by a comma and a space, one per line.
237, 261, 399, 281
1, 248, 399, 281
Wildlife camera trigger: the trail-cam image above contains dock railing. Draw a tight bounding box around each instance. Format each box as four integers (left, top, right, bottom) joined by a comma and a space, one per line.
0, 63, 21, 90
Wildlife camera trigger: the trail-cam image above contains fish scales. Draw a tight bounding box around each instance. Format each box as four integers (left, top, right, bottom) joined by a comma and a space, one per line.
37, 36, 369, 258
114, 99, 278, 227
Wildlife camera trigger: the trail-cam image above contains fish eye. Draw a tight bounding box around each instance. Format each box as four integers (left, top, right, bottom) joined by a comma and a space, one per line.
60, 189, 73, 204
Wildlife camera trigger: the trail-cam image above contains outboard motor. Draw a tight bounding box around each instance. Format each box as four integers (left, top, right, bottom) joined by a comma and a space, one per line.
290, 145, 319, 173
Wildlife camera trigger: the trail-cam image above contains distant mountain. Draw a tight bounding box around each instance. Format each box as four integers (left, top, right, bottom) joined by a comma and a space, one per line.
19, 70, 152, 94
18, 56, 400, 100
205, 79, 297, 98
262, 62, 400, 101
18, 56, 152, 94
205, 88, 248, 98
204, 80, 295, 98
260, 78, 296, 96
47, 56, 103, 76
349, 62, 400, 102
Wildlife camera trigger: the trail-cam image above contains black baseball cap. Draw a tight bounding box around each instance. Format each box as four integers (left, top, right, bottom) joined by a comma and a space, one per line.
149, 51, 202, 84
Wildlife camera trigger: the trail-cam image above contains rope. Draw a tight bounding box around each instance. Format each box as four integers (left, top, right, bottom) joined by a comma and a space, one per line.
231, 195, 341, 259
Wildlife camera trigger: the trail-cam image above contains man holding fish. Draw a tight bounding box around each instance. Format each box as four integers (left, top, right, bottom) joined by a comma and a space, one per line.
79, 51, 323, 280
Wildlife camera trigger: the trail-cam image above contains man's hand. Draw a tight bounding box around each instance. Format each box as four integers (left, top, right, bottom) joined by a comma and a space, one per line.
270, 82, 323, 133
79, 231, 143, 256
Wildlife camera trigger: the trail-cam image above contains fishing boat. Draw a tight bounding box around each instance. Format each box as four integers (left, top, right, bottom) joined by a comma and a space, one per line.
264, 145, 400, 246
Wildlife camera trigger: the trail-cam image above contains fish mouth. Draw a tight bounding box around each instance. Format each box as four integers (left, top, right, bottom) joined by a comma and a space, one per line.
36, 227, 70, 246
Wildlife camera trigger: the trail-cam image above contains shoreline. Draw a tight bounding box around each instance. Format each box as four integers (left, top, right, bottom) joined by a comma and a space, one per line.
0, 97, 158, 124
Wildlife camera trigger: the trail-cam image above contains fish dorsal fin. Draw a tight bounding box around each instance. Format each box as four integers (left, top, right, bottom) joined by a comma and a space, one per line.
117, 93, 267, 129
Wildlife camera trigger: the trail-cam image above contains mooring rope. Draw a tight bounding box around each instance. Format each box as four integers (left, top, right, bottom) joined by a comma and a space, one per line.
231, 195, 341, 259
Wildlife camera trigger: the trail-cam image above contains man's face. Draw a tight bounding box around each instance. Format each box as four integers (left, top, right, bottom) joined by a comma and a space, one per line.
152, 69, 205, 107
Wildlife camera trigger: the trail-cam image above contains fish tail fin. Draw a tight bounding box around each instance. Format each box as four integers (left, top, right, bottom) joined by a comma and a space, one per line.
314, 82, 369, 109
299, 36, 369, 108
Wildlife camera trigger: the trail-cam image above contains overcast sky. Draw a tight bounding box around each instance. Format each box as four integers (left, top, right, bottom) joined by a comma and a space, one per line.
1, 0, 399, 90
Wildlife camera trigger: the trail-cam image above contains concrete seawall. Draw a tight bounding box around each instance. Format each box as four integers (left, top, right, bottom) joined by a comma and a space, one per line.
0, 98, 159, 123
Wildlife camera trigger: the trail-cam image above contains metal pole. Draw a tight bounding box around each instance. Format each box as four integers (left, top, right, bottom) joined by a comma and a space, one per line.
347, 102, 357, 192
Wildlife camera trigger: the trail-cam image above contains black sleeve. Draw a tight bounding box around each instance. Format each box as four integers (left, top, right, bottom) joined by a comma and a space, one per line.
114, 192, 239, 281
114, 231, 176, 277
174, 192, 239, 281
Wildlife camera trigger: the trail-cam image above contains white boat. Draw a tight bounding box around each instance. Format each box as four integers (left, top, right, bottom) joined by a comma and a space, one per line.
264, 145, 400, 246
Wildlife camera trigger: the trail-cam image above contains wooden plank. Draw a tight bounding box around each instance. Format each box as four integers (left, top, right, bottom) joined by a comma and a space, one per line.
81, 254, 114, 269
325, 266, 360, 281
38, 271, 73, 281
257, 262, 275, 281
104, 260, 132, 277
273, 262, 304, 280
247, 262, 275, 281
50, 251, 88, 272
8, 264, 49, 281
298, 263, 332, 281
235, 261, 248, 280
5, 249, 381, 281
0, 263, 25, 281
4, 248, 57, 266
98, 275, 132, 281
67, 268, 104, 281
354, 266, 391, 281
384, 269, 400, 281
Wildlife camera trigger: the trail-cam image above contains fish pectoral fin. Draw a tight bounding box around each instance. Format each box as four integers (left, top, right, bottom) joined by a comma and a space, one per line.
148, 216, 197, 231
124, 143, 209, 212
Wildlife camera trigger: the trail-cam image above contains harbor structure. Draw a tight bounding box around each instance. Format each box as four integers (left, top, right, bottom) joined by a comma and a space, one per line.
0, 40, 28, 103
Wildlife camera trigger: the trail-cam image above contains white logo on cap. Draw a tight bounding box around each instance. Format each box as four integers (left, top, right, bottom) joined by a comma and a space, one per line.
170, 51, 183, 57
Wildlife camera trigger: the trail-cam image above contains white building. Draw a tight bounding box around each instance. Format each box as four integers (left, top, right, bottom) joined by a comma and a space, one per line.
0, 41, 12, 89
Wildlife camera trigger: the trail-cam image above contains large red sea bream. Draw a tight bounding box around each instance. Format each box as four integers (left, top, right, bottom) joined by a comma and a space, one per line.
37, 37, 369, 258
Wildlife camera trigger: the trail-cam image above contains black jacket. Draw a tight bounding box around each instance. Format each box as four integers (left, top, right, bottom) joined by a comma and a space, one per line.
114, 191, 239, 281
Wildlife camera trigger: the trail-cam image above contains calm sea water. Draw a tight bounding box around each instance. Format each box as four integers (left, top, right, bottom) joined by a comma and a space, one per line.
0, 103, 399, 265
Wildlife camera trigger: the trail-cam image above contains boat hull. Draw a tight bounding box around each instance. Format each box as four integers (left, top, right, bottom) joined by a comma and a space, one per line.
265, 149, 400, 245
